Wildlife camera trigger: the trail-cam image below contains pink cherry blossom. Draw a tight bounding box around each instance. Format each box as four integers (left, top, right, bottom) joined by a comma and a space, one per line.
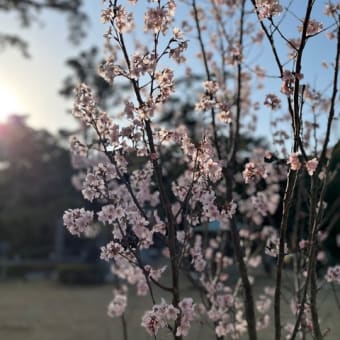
306, 158, 318, 176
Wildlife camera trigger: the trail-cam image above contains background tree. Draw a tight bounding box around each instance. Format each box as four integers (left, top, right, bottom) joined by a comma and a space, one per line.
0, 0, 87, 57
0, 115, 81, 258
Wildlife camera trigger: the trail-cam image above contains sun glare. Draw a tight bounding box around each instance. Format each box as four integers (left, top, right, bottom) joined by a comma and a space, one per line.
0, 86, 21, 121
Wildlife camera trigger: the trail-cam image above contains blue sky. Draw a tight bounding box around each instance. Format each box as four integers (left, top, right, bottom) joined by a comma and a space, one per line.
0, 1, 338, 145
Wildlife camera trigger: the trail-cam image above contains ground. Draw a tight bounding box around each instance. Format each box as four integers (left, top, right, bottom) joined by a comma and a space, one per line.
0, 275, 339, 340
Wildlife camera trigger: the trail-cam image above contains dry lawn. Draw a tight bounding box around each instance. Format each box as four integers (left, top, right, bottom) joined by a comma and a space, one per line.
0, 273, 339, 340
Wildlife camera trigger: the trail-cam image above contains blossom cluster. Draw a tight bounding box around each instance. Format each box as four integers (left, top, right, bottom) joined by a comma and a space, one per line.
176, 298, 197, 337
195, 81, 232, 125
325, 265, 340, 284
287, 153, 318, 176
256, 0, 282, 20
141, 299, 179, 335
63, 208, 94, 236
107, 287, 128, 318
242, 149, 269, 184
203, 278, 247, 338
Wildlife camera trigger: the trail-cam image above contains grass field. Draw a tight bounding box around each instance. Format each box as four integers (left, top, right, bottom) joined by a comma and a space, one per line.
0, 275, 339, 340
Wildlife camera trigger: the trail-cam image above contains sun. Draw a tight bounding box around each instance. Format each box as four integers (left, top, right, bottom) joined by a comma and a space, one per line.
0, 86, 21, 121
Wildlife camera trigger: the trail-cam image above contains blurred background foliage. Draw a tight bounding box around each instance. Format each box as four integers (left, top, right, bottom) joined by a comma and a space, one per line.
0, 0, 87, 57
0, 115, 81, 258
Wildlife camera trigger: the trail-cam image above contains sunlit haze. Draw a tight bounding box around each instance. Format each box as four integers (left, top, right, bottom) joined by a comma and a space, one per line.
0, 86, 21, 122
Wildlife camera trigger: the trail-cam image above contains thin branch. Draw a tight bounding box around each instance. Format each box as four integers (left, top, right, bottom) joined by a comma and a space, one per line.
331, 282, 340, 311
318, 16, 340, 168
121, 313, 128, 340
223, 1, 258, 339
192, 0, 222, 160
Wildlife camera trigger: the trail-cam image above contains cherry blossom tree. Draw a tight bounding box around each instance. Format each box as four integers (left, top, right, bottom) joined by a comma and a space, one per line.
63, 1, 340, 339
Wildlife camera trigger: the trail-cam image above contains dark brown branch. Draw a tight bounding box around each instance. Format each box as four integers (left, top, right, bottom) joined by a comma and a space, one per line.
223, 1, 258, 339
275, 169, 298, 340
290, 163, 330, 340
192, 0, 222, 160
150, 276, 173, 292
318, 16, 340, 168
121, 313, 128, 340
108, 5, 183, 336
331, 283, 340, 311
292, 0, 314, 153
251, 0, 308, 160
91, 121, 149, 222
307, 177, 323, 340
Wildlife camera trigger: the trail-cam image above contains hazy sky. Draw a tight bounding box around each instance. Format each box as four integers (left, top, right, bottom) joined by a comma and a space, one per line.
0, 2, 103, 132
0, 1, 338, 144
